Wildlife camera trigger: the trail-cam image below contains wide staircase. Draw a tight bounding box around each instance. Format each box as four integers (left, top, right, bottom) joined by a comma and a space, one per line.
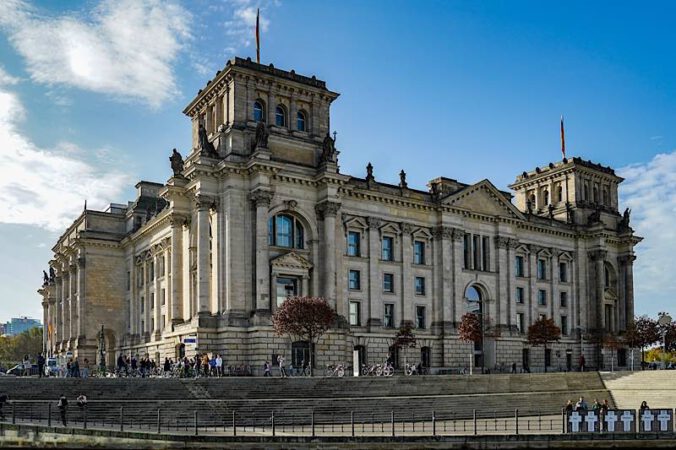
601, 370, 676, 409
0, 372, 612, 428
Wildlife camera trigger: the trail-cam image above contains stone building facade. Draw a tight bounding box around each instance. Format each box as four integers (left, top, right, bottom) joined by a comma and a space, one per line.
39, 57, 641, 371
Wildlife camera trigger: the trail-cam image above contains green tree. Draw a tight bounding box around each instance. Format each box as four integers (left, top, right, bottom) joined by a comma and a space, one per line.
527, 317, 561, 373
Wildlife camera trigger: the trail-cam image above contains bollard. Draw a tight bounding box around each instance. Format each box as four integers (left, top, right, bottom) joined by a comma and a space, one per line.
157, 409, 161, 434
120, 406, 124, 432
311, 410, 315, 437
473, 409, 477, 435
48, 403, 51, 427
432, 411, 436, 436
562, 408, 566, 433
232, 411, 236, 436
351, 411, 354, 437
194, 410, 198, 436
272, 411, 275, 437
515, 409, 519, 435
391, 411, 395, 437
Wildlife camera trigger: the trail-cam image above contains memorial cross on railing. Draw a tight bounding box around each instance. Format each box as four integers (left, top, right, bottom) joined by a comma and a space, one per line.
568, 412, 583, 432
604, 411, 618, 432
641, 410, 655, 432
584, 411, 598, 432
620, 411, 634, 432
657, 410, 671, 431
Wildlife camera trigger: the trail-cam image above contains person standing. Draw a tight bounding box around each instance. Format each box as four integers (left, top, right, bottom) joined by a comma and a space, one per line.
57, 394, 68, 426
81, 358, 90, 379
37, 354, 45, 379
23, 355, 31, 377
511, 362, 517, 374
277, 355, 287, 378
263, 361, 271, 377
0, 393, 7, 420
579, 354, 586, 372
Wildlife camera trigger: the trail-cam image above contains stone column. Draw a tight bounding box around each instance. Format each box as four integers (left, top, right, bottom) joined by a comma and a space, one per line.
401, 223, 413, 325
250, 190, 273, 312
589, 250, 607, 331
451, 229, 465, 326
195, 196, 213, 315
54, 275, 62, 345
495, 237, 510, 328
169, 216, 185, 324
550, 250, 558, 320
367, 217, 382, 329
528, 245, 539, 327
508, 239, 519, 330
433, 226, 453, 331
267, 88, 276, 125
289, 91, 298, 131
316, 201, 341, 308
618, 255, 635, 331
153, 253, 161, 337
76, 257, 85, 338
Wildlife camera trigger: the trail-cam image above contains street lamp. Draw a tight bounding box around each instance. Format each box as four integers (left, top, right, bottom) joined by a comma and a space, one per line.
98, 324, 106, 374
658, 314, 672, 368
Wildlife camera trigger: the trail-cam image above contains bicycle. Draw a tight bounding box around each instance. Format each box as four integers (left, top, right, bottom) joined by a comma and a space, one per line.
325, 364, 345, 377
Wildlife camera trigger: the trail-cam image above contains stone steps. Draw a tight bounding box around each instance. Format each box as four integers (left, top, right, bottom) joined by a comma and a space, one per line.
600, 370, 676, 409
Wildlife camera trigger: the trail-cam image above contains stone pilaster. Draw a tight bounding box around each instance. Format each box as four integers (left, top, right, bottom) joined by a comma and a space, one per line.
495, 236, 511, 329
169, 215, 185, 324
250, 190, 273, 312
76, 257, 85, 338
367, 216, 382, 330
316, 201, 341, 308
432, 226, 453, 332
195, 195, 214, 315
401, 222, 413, 325
451, 228, 465, 326
589, 249, 607, 331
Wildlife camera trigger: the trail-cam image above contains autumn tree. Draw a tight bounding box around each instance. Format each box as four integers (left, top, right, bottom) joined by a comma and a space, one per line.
657, 312, 676, 352
392, 321, 417, 350
602, 333, 621, 371
272, 296, 336, 376
623, 315, 659, 365
459, 313, 482, 372
0, 328, 43, 369
527, 316, 561, 373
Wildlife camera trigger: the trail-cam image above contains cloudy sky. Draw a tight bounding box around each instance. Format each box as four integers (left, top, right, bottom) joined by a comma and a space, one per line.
0, 0, 674, 323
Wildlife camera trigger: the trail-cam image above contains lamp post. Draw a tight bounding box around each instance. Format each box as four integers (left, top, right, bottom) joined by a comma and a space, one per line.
576, 326, 585, 371
658, 314, 672, 368
98, 324, 106, 374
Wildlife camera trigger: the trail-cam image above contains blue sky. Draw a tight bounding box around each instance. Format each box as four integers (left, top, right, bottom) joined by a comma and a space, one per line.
0, 0, 674, 323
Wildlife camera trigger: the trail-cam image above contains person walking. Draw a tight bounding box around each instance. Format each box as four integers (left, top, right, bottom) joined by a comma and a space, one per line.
57, 394, 68, 427
0, 393, 7, 420
263, 361, 272, 377
579, 354, 586, 372
81, 358, 90, 379
277, 355, 287, 378
76, 394, 87, 410
511, 362, 517, 374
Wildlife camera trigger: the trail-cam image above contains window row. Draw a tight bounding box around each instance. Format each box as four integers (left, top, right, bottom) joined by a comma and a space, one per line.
349, 270, 426, 295
515, 256, 568, 282
515, 288, 569, 307
129, 256, 168, 290
253, 100, 308, 132
349, 301, 427, 329
347, 231, 427, 264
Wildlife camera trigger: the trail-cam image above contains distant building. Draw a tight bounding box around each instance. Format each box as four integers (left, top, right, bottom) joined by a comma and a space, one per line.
4, 317, 42, 336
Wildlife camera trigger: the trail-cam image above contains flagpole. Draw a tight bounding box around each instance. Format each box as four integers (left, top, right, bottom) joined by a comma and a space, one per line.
256, 8, 260, 64
560, 115, 566, 159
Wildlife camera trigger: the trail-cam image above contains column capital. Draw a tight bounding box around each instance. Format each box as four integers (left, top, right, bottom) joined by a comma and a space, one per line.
315, 200, 341, 220
617, 254, 636, 264
588, 249, 608, 261
249, 189, 273, 207
367, 216, 382, 229
432, 226, 453, 240
169, 214, 188, 228
400, 222, 414, 235
194, 194, 217, 210
451, 228, 465, 242
495, 236, 511, 249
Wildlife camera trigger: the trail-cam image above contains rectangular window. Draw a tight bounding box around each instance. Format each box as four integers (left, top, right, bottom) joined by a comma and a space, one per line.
482, 236, 490, 271
517, 313, 524, 333
560, 291, 567, 308
382, 236, 394, 261
126, 271, 131, 291
561, 315, 568, 335
141, 320, 144, 333
347, 231, 360, 257
473, 235, 481, 270
515, 256, 524, 277
161, 315, 165, 330
537, 259, 547, 280
559, 262, 567, 282
416, 306, 426, 329
538, 289, 547, 306
415, 277, 426, 295
383, 273, 394, 293
413, 241, 425, 265
384, 304, 394, 328
160, 256, 165, 277
348, 270, 361, 290
349, 301, 360, 326
150, 293, 155, 310
149, 261, 155, 281
463, 234, 471, 269
516, 287, 525, 304
161, 288, 166, 306
140, 296, 144, 313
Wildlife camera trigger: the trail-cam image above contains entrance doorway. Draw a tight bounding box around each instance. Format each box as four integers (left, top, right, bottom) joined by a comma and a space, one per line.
291, 341, 312, 368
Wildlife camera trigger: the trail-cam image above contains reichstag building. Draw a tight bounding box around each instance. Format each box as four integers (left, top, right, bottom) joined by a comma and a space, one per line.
39, 57, 641, 372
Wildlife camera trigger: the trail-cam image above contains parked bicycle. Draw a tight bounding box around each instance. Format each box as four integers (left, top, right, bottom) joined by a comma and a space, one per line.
325, 363, 345, 377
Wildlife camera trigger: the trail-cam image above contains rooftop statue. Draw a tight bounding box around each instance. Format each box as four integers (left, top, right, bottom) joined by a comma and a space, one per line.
169, 148, 184, 176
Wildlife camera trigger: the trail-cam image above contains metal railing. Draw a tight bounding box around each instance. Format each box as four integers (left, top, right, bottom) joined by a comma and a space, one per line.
0, 401, 566, 436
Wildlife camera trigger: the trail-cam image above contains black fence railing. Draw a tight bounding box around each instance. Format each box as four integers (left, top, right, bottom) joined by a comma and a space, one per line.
1, 401, 566, 436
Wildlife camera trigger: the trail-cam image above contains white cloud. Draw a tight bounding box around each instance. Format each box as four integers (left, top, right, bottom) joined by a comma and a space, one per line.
618, 152, 676, 312
0, 84, 133, 231
223, 0, 272, 50
0, 0, 191, 109
0, 66, 20, 86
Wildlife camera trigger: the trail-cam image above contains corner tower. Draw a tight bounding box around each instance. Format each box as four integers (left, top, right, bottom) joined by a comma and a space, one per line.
509, 157, 624, 228
182, 57, 339, 167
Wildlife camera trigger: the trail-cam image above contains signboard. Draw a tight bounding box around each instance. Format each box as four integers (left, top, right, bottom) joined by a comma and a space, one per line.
567, 409, 673, 434
183, 335, 198, 348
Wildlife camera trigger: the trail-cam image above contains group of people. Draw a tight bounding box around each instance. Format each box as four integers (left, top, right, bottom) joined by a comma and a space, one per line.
115, 354, 159, 377
564, 396, 611, 414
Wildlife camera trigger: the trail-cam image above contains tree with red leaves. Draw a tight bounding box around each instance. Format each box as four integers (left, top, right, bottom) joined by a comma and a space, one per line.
623, 315, 660, 366
392, 321, 417, 350
272, 296, 336, 376
527, 316, 561, 373
458, 313, 482, 344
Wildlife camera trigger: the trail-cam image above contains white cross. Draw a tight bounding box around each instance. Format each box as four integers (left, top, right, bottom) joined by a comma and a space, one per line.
605, 410, 618, 432
641, 410, 654, 432
569, 411, 583, 432
585, 411, 598, 432
657, 410, 671, 431
620, 410, 634, 432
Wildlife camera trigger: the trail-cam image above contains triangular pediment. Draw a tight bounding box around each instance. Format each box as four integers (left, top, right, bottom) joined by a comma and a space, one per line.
442, 180, 525, 220
270, 252, 313, 270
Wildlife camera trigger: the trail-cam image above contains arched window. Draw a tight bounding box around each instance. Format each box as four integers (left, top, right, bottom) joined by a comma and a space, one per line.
253, 100, 265, 122
296, 110, 307, 131
275, 105, 287, 127
465, 285, 482, 303
557, 185, 563, 203
543, 190, 549, 206
602, 188, 609, 205
593, 186, 599, 204
268, 214, 305, 249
